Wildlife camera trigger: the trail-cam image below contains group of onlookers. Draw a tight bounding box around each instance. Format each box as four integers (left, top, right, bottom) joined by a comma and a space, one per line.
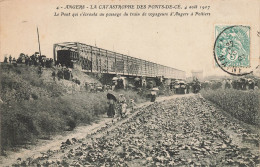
230, 78, 258, 90
168, 79, 201, 94
201, 78, 258, 90
107, 94, 136, 119
55, 67, 73, 81
4, 53, 54, 68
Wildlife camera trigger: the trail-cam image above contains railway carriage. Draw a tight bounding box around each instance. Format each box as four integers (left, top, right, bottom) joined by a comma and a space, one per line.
53, 42, 186, 81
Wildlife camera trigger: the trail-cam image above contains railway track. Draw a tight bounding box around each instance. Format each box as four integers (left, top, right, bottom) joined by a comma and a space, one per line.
4, 94, 260, 166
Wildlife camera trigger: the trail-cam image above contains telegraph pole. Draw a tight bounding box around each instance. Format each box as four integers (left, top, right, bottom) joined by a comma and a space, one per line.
37, 26, 41, 56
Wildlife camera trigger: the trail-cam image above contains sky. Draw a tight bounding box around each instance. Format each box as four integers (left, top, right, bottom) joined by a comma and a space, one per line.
0, 0, 259, 77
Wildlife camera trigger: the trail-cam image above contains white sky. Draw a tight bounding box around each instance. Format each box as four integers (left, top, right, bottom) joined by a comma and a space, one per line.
0, 0, 259, 77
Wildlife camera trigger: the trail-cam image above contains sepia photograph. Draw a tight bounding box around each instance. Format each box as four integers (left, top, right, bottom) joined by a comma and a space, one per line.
0, 0, 259, 166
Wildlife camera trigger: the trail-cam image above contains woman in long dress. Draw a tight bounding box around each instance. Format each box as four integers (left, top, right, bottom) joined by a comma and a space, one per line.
118, 94, 127, 118
107, 99, 116, 118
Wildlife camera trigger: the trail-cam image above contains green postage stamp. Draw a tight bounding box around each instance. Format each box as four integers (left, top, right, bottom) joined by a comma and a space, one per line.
214, 25, 251, 76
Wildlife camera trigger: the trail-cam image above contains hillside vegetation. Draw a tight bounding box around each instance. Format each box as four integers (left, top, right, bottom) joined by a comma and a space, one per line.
0, 64, 145, 152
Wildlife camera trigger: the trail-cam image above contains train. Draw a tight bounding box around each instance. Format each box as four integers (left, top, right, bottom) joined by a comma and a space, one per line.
53, 42, 186, 79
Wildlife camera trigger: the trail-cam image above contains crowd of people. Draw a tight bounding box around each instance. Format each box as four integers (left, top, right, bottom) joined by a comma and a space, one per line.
231, 78, 257, 90
201, 78, 258, 90
4, 53, 54, 68
53, 67, 73, 81
168, 78, 201, 94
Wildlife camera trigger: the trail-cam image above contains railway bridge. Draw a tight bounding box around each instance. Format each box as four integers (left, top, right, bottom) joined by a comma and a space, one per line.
53, 42, 186, 81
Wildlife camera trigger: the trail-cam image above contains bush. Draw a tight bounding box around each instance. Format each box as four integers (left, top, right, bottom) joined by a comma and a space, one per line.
1, 90, 146, 151
0, 64, 147, 152
0, 65, 64, 103
201, 89, 260, 126
1, 98, 67, 149
1, 103, 37, 147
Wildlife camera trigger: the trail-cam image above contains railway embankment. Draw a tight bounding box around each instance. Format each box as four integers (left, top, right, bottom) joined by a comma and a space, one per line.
0, 64, 146, 154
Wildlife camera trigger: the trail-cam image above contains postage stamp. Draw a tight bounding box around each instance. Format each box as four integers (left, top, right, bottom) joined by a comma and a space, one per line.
214, 25, 251, 76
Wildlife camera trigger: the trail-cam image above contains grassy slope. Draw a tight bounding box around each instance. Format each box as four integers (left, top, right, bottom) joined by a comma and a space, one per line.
0, 64, 145, 152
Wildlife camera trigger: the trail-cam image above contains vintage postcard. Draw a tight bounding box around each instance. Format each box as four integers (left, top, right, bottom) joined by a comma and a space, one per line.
0, 0, 259, 166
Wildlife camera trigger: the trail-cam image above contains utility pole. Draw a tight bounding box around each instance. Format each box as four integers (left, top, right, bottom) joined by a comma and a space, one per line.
37, 26, 41, 56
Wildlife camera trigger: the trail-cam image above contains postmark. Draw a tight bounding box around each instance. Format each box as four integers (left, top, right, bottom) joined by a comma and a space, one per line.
214, 25, 252, 76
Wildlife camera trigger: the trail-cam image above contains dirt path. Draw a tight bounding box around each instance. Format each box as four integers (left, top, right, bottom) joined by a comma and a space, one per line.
0, 116, 112, 166
0, 94, 191, 166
